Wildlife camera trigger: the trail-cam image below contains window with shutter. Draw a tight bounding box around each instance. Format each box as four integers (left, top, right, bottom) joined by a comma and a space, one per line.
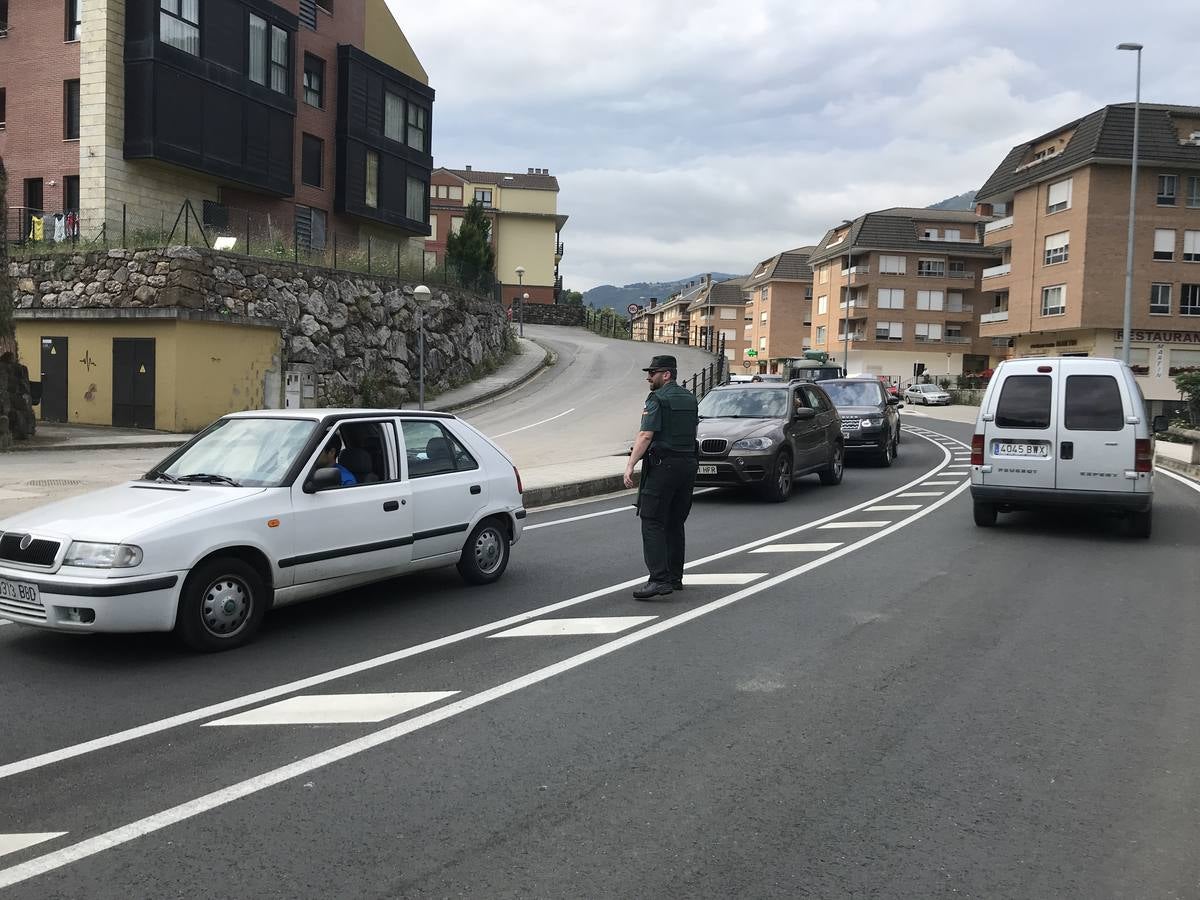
1044, 231, 1069, 265
1154, 229, 1176, 261
1047, 178, 1072, 213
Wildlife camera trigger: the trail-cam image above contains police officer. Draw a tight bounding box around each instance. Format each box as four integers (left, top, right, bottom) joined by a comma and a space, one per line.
623, 354, 699, 599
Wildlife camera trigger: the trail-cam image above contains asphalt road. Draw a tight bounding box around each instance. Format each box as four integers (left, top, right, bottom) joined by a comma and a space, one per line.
3, 418, 1200, 898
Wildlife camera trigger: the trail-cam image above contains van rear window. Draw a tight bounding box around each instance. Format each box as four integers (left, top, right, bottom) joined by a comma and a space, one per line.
995, 375, 1052, 429
1064, 375, 1124, 431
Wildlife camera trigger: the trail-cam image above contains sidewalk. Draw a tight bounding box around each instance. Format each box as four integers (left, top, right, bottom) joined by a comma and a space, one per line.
9, 337, 552, 453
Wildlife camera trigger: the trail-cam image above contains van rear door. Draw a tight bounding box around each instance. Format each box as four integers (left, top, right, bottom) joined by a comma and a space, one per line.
981, 367, 1057, 490
1054, 368, 1135, 493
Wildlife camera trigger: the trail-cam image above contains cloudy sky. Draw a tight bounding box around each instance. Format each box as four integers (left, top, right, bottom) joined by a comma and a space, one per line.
390, 0, 1198, 291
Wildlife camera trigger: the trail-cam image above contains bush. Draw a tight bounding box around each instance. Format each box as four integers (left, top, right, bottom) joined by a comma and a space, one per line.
1175, 371, 1200, 426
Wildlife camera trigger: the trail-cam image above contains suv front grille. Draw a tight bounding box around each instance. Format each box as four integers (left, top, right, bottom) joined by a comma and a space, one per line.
700, 439, 728, 455
0, 533, 61, 567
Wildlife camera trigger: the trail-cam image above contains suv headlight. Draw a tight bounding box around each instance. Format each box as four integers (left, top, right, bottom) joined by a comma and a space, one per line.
732, 436, 775, 450
64, 542, 143, 568
861, 417, 883, 428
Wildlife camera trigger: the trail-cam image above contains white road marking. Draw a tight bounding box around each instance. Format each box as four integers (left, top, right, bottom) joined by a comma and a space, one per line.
524, 489, 718, 531
947, 464, 972, 469
0, 834, 66, 859
0, 464, 974, 892
923, 481, 964, 487
204, 692, 458, 727
492, 408, 576, 438
750, 542, 844, 554
866, 504, 922, 511
898, 492, 944, 498
1159, 468, 1200, 494
819, 521, 891, 529
489, 616, 656, 638
0, 433, 961, 782
0, 620, 12, 628
683, 573, 767, 585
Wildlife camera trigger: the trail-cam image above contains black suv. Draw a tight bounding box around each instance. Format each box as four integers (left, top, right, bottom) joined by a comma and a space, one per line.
817, 378, 903, 466
694, 381, 844, 502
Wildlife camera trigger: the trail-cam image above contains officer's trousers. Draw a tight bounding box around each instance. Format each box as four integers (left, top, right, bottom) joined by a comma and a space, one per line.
637, 456, 698, 585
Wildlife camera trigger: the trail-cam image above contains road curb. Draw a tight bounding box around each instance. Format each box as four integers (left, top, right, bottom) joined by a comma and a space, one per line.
1157, 456, 1200, 481
437, 340, 557, 414
523, 471, 638, 510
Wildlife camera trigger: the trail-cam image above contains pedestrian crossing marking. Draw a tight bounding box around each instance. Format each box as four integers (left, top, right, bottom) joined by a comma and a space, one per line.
750, 542, 843, 554
819, 521, 891, 529
0, 620, 12, 627
899, 492, 944, 497
866, 505, 922, 511
0, 834, 67, 858
203, 692, 458, 726
923, 481, 962, 486
684, 573, 768, 585
490, 616, 656, 638
947, 465, 973, 469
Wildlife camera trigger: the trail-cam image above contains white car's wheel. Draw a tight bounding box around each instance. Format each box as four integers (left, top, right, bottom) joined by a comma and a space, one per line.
458, 517, 511, 584
175, 557, 267, 652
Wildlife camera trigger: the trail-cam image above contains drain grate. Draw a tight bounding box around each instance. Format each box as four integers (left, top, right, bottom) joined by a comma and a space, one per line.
25, 479, 84, 487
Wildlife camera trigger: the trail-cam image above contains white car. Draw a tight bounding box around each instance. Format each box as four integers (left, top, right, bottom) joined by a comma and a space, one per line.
903, 383, 952, 405
0, 409, 526, 651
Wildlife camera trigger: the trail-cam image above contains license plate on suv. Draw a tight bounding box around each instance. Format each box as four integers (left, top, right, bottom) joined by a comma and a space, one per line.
992, 440, 1050, 458
697, 464, 718, 475
0, 576, 42, 607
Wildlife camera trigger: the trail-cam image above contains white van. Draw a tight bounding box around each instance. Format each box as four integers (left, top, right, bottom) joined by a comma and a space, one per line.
969, 357, 1168, 537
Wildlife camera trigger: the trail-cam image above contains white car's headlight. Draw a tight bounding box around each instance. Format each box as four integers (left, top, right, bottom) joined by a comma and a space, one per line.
732, 436, 775, 450
64, 542, 143, 568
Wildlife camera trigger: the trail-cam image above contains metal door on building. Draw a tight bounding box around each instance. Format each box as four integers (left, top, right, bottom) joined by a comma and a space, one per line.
40, 337, 69, 423
112, 338, 156, 429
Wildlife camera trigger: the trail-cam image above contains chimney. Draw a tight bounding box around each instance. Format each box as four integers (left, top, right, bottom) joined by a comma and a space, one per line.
975, 202, 994, 217
465, 165, 472, 172
543, 168, 550, 175
528, 168, 534, 174
706, 273, 712, 285
650, 297, 658, 308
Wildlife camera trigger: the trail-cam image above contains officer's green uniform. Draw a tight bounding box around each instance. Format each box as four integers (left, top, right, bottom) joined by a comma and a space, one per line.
637, 379, 699, 588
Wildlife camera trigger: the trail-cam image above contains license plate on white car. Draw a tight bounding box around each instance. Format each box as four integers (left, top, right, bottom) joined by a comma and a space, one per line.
992, 440, 1050, 458
0, 577, 41, 608
697, 464, 718, 475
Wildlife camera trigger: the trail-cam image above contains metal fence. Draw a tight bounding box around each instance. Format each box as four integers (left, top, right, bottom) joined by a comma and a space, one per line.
682, 334, 728, 400
5, 199, 494, 294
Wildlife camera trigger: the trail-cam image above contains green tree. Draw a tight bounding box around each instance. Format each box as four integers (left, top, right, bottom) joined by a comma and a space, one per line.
1175, 371, 1200, 426
445, 200, 495, 294
561, 289, 584, 306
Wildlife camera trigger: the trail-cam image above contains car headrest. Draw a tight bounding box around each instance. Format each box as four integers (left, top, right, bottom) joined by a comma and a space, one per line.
338, 447, 373, 477
426, 437, 451, 462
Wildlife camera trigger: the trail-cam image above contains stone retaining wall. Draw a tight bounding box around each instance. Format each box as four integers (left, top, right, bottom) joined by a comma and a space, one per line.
9, 247, 514, 405
517, 303, 586, 326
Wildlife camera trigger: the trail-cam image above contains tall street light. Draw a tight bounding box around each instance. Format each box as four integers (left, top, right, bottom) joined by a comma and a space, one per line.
515, 265, 526, 338
414, 284, 430, 410
1118, 41, 1143, 366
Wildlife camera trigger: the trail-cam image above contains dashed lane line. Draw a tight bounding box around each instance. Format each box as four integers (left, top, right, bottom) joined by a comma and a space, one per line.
203, 693, 459, 727
0, 445, 974, 892
866, 504, 922, 512
491, 407, 576, 439
0, 431, 964, 784
488, 616, 657, 638
750, 543, 844, 554
819, 520, 892, 529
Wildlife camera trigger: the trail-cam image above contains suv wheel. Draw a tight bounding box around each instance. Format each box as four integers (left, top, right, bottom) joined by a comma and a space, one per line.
818, 443, 844, 486
878, 434, 896, 467
759, 449, 793, 502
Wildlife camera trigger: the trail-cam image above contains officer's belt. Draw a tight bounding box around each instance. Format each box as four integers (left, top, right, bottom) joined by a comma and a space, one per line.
651, 447, 697, 457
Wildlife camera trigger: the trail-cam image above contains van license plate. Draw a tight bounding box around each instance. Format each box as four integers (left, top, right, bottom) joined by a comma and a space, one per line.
697, 464, 718, 475
992, 441, 1049, 457
0, 577, 41, 607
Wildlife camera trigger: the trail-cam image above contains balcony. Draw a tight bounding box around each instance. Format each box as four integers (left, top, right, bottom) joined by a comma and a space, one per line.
945, 302, 974, 318
836, 332, 868, 342
917, 268, 947, 278
984, 216, 1014, 234
840, 265, 871, 285
838, 298, 869, 311
980, 310, 1009, 324
982, 263, 1011, 279
943, 335, 971, 344
555, 241, 564, 261
947, 270, 975, 281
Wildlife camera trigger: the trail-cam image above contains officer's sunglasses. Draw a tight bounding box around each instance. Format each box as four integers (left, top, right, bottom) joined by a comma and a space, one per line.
646, 368, 669, 374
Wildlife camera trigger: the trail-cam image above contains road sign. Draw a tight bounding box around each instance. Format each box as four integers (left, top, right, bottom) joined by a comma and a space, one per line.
743, 361, 751, 368
627, 303, 640, 316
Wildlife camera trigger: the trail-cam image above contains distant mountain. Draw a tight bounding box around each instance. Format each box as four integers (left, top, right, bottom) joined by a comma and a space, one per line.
583, 273, 740, 311
927, 191, 977, 211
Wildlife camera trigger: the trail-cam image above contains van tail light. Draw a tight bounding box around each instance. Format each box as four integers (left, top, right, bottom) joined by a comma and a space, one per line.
513, 465, 524, 494
1135, 439, 1153, 473
971, 434, 985, 466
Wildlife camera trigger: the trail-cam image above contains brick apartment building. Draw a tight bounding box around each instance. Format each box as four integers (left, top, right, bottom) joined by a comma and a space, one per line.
807, 208, 1005, 384
743, 246, 815, 374
425, 166, 567, 306
0, 0, 432, 257
685, 275, 749, 363
975, 102, 1200, 407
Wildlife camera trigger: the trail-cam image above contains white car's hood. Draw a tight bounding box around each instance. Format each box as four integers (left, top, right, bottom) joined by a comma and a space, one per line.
1, 483, 267, 544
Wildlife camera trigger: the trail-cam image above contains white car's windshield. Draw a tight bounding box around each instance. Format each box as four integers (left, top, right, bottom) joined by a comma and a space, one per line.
699, 389, 789, 418
152, 418, 317, 487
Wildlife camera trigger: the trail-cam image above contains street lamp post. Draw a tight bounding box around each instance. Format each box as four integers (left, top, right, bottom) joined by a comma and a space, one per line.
1118, 42, 1143, 366
514, 265, 526, 338
414, 284, 430, 410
